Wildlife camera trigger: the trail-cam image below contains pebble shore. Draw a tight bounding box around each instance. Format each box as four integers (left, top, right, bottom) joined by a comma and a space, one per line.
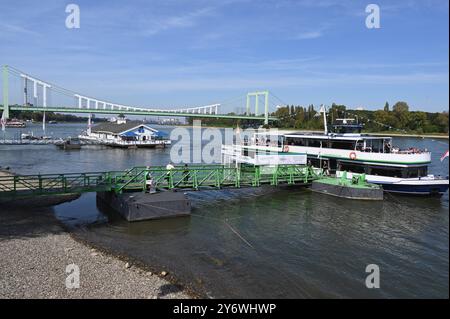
0, 204, 191, 299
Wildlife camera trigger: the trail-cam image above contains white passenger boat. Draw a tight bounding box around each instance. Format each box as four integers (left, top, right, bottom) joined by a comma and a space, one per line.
229, 114, 449, 196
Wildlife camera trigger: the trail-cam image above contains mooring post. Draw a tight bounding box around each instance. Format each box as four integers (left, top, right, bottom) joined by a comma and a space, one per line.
2, 65, 9, 120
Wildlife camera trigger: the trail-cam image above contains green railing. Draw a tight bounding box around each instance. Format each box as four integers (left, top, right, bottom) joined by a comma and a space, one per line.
0, 164, 320, 198
0, 171, 112, 197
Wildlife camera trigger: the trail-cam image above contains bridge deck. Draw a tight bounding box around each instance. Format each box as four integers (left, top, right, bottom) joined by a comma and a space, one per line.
0, 165, 319, 199
0, 105, 278, 121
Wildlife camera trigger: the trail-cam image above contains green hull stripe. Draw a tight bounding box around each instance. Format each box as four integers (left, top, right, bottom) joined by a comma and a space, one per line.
237, 146, 430, 165
305, 153, 431, 165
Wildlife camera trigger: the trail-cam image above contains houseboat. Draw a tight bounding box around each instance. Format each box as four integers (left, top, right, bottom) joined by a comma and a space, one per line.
227, 116, 448, 196
78, 116, 171, 148
5, 119, 26, 128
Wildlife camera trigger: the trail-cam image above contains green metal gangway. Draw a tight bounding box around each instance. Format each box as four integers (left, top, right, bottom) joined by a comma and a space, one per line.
0, 164, 319, 199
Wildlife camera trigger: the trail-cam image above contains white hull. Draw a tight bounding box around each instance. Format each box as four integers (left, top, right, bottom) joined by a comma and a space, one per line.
284, 145, 431, 166
78, 135, 171, 147
336, 171, 449, 195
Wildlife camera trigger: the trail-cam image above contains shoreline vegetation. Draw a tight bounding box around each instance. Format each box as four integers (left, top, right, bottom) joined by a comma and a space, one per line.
3, 102, 448, 139
188, 101, 449, 136
6, 108, 108, 123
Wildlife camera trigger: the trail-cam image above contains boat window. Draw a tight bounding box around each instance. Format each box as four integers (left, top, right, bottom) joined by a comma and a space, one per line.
286, 137, 307, 146
308, 158, 321, 167
369, 166, 403, 178
329, 141, 356, 150
338, 162, 366, 174
356, 142, 365, 151
403, 167, 428, 178
307, 139, 321, 148
278, 136, 283, 147
418, 166, 428, 177
369, 139, 383, 153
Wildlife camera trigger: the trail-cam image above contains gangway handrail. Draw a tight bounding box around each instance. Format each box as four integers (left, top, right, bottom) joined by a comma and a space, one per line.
0, 164, 320, 199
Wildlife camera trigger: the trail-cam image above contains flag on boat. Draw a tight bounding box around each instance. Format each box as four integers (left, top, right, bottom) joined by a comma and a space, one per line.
440, 150, 449, 162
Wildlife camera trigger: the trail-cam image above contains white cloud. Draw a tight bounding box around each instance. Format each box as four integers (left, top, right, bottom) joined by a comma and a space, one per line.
295, 30, 323, 40
142, 7, 214, 36
0, 23, 41, 37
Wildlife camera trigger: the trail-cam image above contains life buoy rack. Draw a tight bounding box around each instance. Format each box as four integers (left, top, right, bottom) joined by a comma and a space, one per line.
349, 152, 357, 160
283, 145, 289, 153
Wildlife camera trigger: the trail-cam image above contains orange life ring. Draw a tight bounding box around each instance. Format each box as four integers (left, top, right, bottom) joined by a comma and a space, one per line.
349, 152, 357, 160
283, 145, 289, 153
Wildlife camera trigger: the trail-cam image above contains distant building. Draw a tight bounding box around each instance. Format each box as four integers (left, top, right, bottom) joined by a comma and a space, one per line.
159, 118, 182, 125
79, 117, 171, 148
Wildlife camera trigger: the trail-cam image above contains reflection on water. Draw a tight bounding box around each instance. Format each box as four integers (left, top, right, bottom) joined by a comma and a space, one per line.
1, 124, 449, 298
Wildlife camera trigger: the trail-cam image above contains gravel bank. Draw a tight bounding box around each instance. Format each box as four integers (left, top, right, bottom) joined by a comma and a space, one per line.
0, 206, 191, 299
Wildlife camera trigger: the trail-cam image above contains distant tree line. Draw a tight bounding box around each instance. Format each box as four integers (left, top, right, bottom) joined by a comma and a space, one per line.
186, 102, 449, 134
5, 106, 108, 123
186, 113, 254, 128
273, 102, 449, 134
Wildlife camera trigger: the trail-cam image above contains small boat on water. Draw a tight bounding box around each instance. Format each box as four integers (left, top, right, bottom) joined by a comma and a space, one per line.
5, 119, 26, 128
55, 138, 82, 150
311, 173, 384, 200
21, 133, 53, 140
21, 133, 37, 140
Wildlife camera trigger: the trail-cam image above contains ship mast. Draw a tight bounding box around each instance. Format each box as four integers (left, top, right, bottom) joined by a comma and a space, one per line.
320, 104, 328, 135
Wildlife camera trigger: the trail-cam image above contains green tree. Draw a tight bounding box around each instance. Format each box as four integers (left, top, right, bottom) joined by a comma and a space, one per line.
384, 102, 389, 112
434, 112, 449, 133
392, 101, 409, 113
407, 112, 428, 133
392, 102, 410, 128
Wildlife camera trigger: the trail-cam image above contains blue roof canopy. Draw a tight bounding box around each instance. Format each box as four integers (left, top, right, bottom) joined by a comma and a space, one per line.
120, 131, 138, 137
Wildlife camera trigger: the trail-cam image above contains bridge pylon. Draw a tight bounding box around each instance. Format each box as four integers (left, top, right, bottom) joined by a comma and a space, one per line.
2, 65, 9, 120
246, 90, 269, 125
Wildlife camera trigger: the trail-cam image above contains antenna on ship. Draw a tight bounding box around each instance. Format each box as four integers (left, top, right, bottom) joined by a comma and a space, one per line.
319, 104, 328, 135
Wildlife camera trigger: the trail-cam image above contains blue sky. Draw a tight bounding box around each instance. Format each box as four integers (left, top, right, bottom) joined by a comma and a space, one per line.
0, 0, 448, 112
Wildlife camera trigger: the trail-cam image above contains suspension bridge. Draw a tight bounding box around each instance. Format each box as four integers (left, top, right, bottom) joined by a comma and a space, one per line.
0, 65, 281, 126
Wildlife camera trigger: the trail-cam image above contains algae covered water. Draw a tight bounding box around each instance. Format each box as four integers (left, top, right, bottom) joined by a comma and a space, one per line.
1, 123, 448, 298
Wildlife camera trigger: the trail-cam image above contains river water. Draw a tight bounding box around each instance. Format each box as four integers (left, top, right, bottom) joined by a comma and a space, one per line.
1, 123, 448, 298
